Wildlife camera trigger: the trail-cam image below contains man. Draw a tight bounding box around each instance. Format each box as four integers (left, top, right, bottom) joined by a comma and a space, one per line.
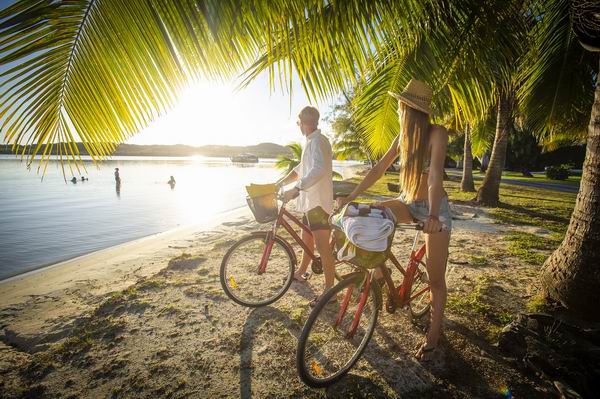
277, 106, 335, 306
114, 168, 121, 184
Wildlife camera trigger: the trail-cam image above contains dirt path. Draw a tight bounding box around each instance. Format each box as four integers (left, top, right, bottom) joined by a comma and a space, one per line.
0, 203, 557, 398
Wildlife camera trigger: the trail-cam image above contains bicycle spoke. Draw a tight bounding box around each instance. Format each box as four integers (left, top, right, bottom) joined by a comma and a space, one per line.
221, 234, 293, 307
299, 276, 378, 385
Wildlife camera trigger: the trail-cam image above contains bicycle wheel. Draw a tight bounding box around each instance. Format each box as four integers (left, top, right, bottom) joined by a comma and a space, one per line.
409, 255, 431, 318
297, 273, 380, 388
220, 233, 295, 307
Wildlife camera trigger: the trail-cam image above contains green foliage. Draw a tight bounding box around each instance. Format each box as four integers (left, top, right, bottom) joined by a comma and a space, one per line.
0, 0, 595, 178
518, 0, 598, 142
506, 128, 541, 172
545, 165, 570, 180
447, 276, 512, 331
275, 142, 302, 174
328, 94, 372, 162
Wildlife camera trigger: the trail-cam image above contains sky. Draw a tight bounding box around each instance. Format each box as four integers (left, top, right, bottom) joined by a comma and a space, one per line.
127, 72, 336, 147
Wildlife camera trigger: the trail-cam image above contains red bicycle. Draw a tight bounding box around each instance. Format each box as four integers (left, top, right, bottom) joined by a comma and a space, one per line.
296, 223, 431, 387
220, 191, 346, 307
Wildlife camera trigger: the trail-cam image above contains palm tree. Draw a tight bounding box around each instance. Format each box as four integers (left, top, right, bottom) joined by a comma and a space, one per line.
275, 143, 302, 174
522, 0, 600, 320
475, 90, 516, 205
461, 125, 476, 192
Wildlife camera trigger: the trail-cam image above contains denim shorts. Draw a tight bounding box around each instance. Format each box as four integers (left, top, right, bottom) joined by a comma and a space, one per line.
399, 195, 453, 231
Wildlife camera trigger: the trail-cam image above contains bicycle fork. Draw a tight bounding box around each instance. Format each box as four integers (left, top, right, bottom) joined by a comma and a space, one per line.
335, 272, 373, 339
258, 231, 275, 274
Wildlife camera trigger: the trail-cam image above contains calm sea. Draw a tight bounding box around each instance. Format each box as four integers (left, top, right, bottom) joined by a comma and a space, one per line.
0, 155, 359, 280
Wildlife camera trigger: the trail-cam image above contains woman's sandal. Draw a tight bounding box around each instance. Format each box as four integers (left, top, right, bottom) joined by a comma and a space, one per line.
293, 271, 312, 282
415, 342, 437, 362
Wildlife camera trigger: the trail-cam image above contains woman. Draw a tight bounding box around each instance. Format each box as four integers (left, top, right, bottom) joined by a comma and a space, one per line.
338, 79, 452, 362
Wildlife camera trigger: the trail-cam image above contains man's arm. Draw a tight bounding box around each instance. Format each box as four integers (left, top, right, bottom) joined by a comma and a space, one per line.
276, 169, 298, 188
295, 137, 330, 191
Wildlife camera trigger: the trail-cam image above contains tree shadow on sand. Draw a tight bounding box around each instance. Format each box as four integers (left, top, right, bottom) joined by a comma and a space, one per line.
239, 306, 392, 399
239, 306, 293, 399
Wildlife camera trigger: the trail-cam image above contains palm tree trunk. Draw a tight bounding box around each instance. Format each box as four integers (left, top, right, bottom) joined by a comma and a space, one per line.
540, 68, 600, 321
461, 126, 476, 192
476, 91, 514, 206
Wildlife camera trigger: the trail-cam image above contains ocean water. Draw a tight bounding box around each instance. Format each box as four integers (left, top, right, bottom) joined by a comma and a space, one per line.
0, 155, 358, 280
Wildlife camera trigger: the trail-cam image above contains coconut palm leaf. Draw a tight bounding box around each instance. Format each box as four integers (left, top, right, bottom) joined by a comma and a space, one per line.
275, 142, 302, 174
518, 0, 598, 141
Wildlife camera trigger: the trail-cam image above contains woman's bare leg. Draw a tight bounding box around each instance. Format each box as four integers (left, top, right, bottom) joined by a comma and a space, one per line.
417, 230, 450, 360
376, 199, 415, 224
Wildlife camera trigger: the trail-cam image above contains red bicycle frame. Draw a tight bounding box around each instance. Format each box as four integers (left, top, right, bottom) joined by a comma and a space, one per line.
258, 206, 320, 274
338, 228, 430, 338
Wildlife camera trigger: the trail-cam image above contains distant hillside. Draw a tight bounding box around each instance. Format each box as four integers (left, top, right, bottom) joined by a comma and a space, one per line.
0, 142, 293, 159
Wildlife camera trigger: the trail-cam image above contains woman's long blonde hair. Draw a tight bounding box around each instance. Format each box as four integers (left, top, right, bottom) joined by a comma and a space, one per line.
397, 102, 431, 202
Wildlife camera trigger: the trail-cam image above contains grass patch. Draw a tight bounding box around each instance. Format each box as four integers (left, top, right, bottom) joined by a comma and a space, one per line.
527, 292, 551, 313
504, 232, 558, 251
447, 276, 513, 341
158, 304, 181, 316
138, 279, 166, 290
468, 255, 488, 266
503, 232, 558, 265
290, 307, 307, 325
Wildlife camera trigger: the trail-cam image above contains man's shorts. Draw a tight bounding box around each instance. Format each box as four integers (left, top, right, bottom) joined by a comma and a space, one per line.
301, 206, 330, 231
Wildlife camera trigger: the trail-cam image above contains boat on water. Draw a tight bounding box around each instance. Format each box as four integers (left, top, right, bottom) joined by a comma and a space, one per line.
231, 153, 259, 163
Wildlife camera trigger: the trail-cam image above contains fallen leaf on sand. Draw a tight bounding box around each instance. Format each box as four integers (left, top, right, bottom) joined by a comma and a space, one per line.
229, 276, 239, 289
311, 360, 323, 376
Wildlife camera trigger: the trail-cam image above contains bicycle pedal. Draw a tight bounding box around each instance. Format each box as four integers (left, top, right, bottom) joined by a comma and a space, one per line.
311, 257, 323, 275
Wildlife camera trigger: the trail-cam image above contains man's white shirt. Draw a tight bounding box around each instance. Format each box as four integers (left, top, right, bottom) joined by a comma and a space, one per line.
293, 129, 333, 215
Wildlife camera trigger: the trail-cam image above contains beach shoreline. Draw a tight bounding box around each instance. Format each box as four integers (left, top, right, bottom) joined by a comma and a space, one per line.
0, 206, 249, 308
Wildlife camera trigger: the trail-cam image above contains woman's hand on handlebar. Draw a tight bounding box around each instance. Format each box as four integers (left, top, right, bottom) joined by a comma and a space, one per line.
335, 194, 353, 210
422, 215, 443, 234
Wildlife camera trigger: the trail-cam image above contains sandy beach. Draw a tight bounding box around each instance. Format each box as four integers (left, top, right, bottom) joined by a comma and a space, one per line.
0, 198, 556, 398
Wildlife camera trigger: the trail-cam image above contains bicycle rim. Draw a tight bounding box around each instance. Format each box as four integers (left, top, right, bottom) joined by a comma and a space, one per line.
409, 256, 431, 318
297, 273, 379, 388
220, 234, 294, 307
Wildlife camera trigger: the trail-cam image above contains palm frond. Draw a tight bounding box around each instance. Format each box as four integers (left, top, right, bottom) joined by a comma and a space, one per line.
518, 0, 598, 141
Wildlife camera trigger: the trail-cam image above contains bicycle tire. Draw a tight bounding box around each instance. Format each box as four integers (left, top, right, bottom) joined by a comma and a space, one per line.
297, 273, 380, 388
220, 233, 295, 307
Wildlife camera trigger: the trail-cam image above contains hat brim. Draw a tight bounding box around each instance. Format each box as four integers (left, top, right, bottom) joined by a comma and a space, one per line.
387, 91, 432, 115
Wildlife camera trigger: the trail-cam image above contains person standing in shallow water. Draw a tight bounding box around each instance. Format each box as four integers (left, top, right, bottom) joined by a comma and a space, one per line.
338, 79, 452, 362
114, 168, 121, 184
167, 175, 176, 189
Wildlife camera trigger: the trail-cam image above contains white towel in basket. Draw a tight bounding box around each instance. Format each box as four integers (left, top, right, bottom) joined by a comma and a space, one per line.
341, 216, 395, 252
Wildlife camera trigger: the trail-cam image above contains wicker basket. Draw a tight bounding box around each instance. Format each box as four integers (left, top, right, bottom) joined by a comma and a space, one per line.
247, 193, 279, 223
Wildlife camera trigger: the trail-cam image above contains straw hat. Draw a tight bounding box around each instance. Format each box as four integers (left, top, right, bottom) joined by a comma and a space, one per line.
388, 79, 433, 115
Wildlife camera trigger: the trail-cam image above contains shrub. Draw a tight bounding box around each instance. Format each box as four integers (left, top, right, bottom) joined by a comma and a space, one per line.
545, 165, 570, 180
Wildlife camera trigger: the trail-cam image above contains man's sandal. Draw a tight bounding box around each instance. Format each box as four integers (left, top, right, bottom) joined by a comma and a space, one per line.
293, 271, 311, 282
